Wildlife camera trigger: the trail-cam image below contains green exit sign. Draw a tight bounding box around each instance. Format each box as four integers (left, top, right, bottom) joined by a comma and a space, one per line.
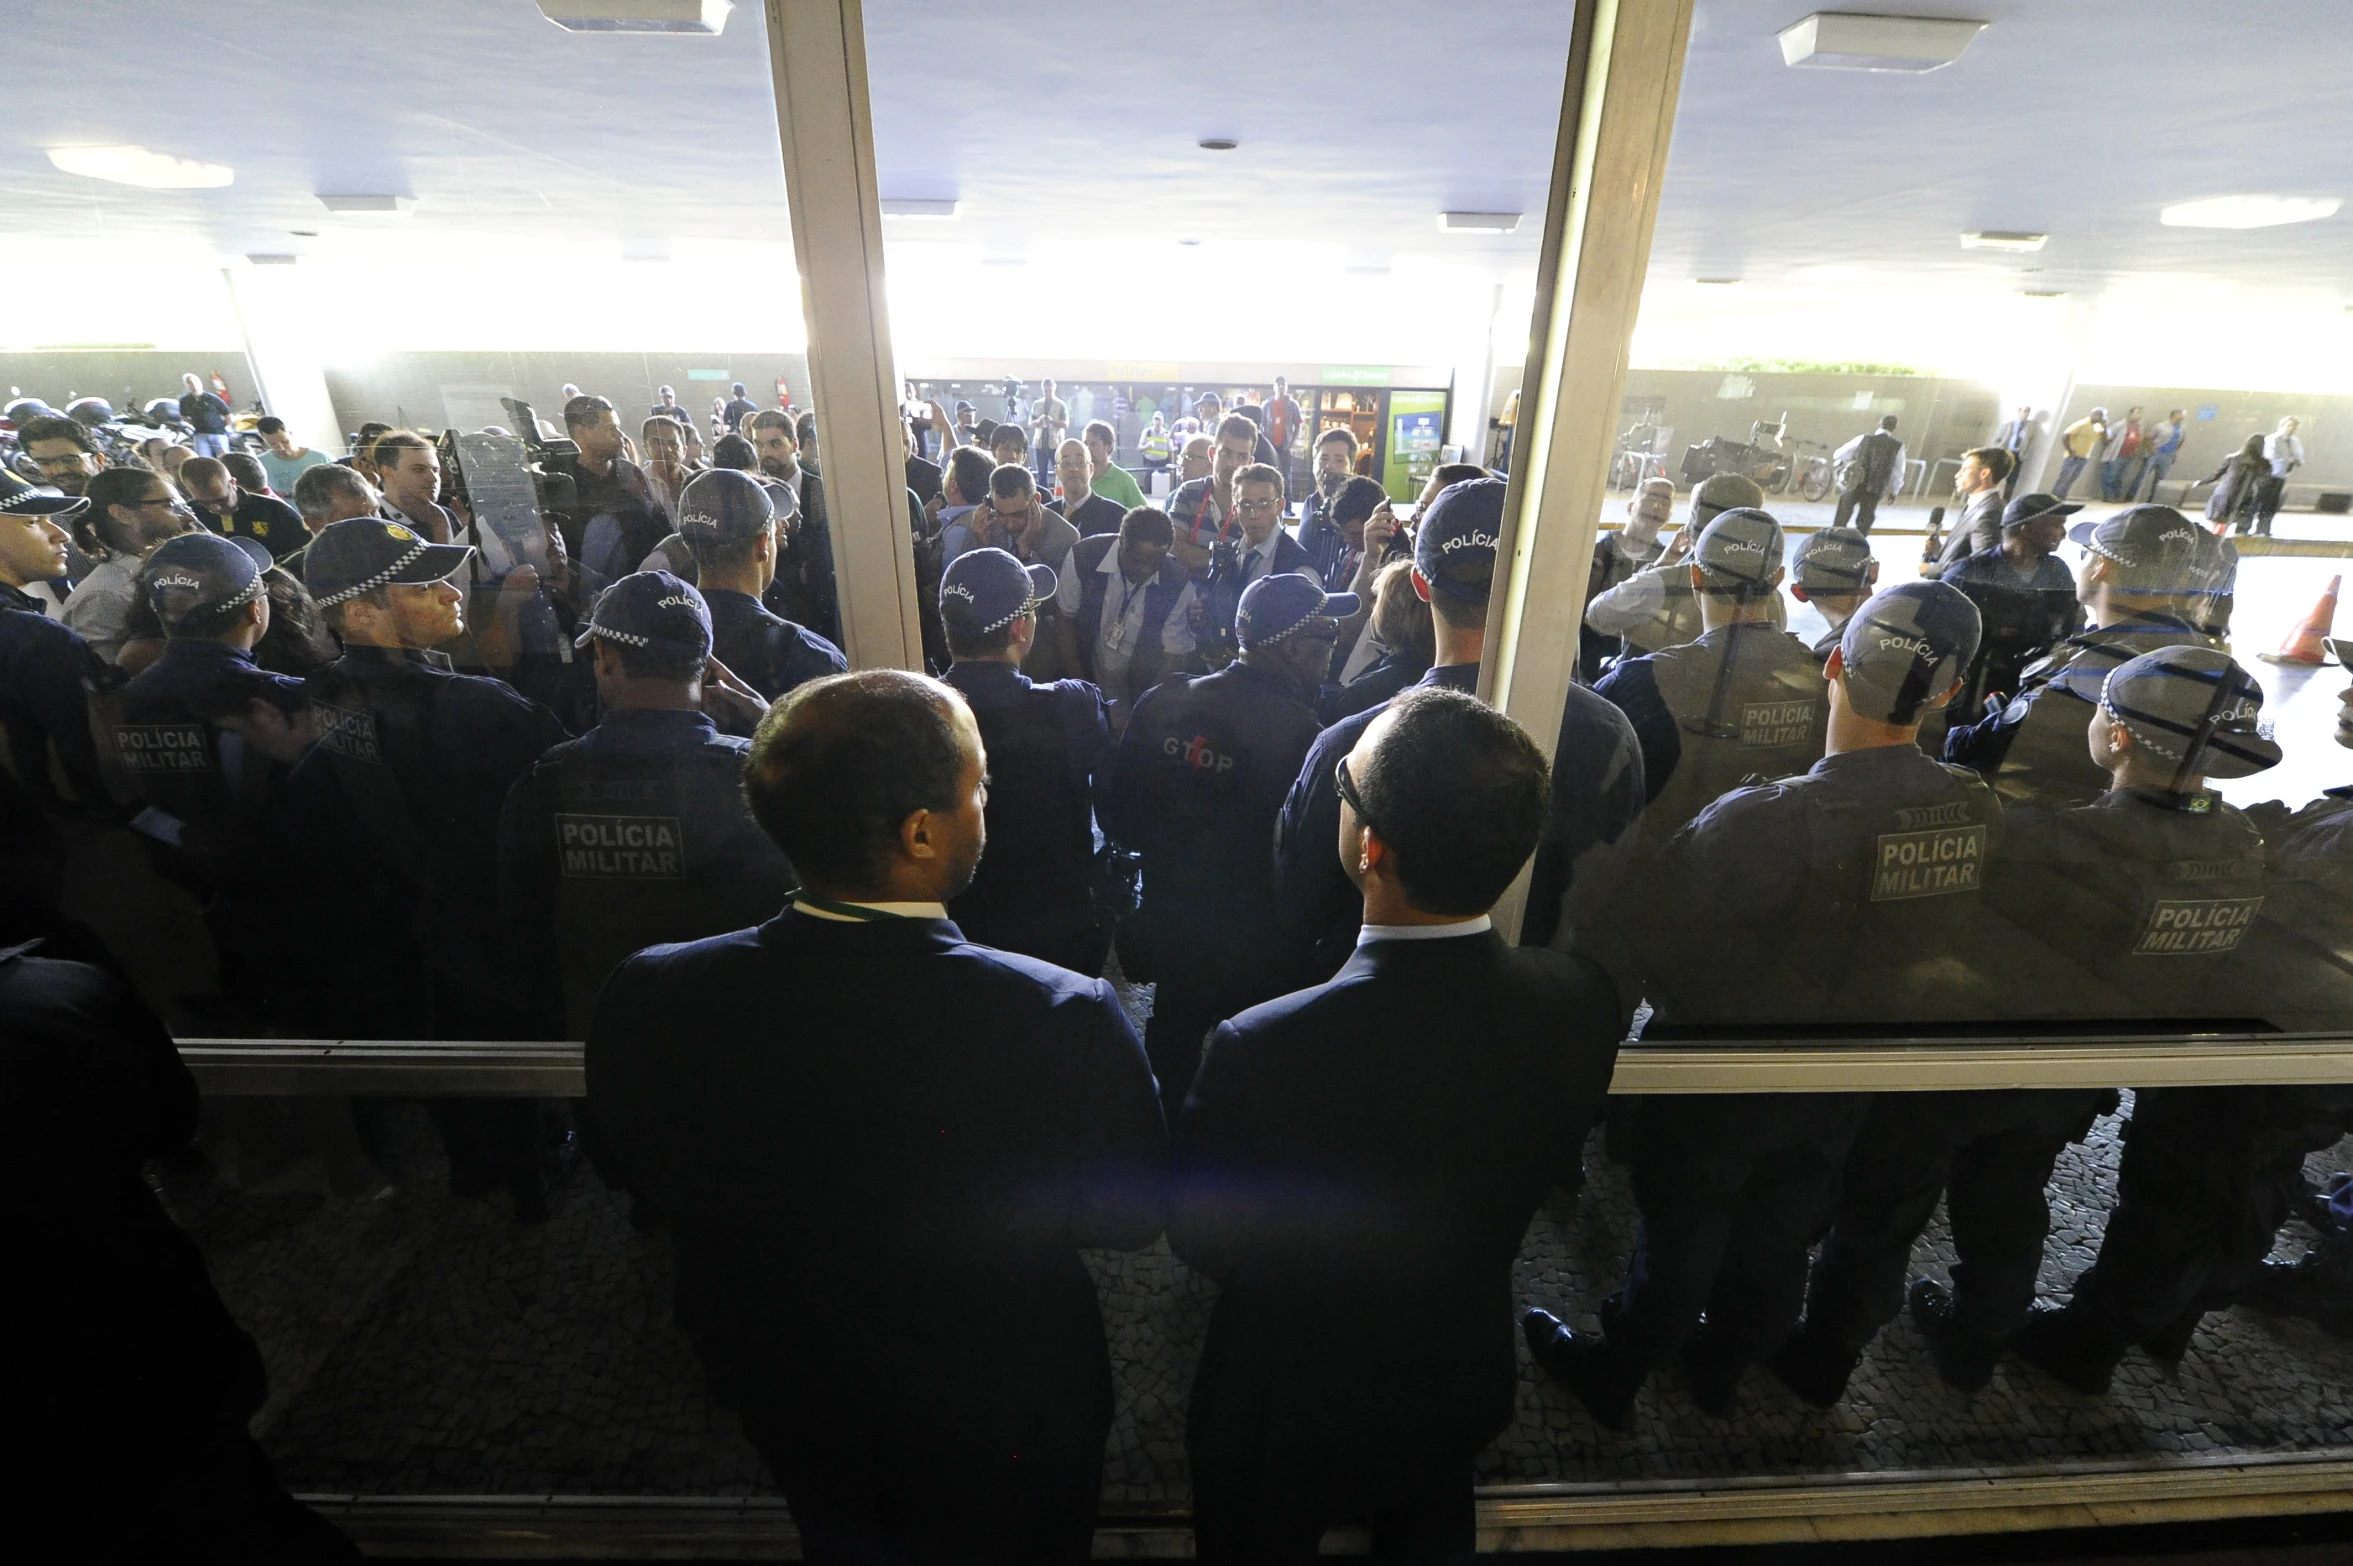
686, 368, 731, 381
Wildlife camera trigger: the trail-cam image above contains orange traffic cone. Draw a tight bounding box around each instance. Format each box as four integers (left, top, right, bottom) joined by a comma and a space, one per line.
2261, 574, 2341, 666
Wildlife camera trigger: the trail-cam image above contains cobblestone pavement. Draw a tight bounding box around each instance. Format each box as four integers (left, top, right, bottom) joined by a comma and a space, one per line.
171, 1069, 2353, 1503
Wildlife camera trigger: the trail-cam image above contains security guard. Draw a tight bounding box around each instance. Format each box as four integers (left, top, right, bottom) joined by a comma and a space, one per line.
498, 572, 797, 1039
1594, 506, 1828, 862
938, 547, 1115, 976
1787, 527, 1877, 663
287, 516, 569, 1217
1945, 505, 2213, 808
1526, 582, 1990, 1427
675, 469, 846, 718
1583, 472, 1782, 657
0, 490, 110, 822
1992, 648, 2346, 1391
1099, 571, 1348, 1110
1057, 505, 1201, 732
107, 533, 310, 1023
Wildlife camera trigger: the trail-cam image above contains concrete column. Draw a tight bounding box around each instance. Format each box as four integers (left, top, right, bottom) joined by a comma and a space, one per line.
1480, 0, 1697, 937
221, 264, 345, 456
761, 0, 924, 670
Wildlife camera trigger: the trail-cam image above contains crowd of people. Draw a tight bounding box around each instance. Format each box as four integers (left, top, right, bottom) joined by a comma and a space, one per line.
5, 370, 2352, 1564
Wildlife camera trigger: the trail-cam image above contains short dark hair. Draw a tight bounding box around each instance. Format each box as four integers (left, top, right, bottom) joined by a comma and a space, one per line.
749, 409, 795, 437
17, 414, 93, 454
988, 463, 1034, 501
642, 413, 687, 440
1355, 686, 1550, 916
794, 411, 817, 446
684, 518, 768, 574
1083, 419, 1117, 448
712, 433, 757, 470
944, 445, 995, 505
1316, 426, 1359, 456
1234, 461, 1284, 499
946, 618, 1018, 660
744, 670, 968, 891
989, 424, 1028, 455
1216, 412, 1259, 446
81, 466, 167, 555
255, 415, 287, 437
1118, 505, 1173, 548
1879, 414, 1899, 431
372, 430, 432, 469
563, 394, 615, 432
1429, 462, 1486, 494
606, 637, 706, 683
1967, 445, 2015, 483
223, 452, 269, 492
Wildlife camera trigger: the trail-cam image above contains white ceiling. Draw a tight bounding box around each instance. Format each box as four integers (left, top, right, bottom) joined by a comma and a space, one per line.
2, 2, 2345, 316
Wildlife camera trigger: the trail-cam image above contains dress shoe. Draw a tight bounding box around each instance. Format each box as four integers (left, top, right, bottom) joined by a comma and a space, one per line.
1524, 1308, 1640, 1432
1908, 1278, 2000, 1393
1766, 1325, 1860, 1408
2010, 1304, 2118, 1395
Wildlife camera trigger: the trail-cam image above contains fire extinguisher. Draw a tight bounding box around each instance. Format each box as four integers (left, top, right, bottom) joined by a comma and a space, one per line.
209, 370, 231, 402
774, 377, 793, 412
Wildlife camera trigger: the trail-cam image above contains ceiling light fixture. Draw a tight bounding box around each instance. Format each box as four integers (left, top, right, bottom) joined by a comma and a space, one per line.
2021, 288, 2067, 298
881, 199, 959, 219
1177, 237, 1202, 247
1961, 230, 2046, 252
534, 0, 731, 33
1196, 137, 1238, 151
1695, 276, 1742, 285
246, 254, 299, 266
1778, 13, 1986, 72
318, 193, 415, 215
2160, 194, 2341, 230
1441, 211, 1522, 233
47, 145, 232, 189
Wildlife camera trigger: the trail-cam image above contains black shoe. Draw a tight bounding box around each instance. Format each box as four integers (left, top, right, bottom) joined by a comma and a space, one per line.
1908, 1279, 1999, 1393
1766, 1326, 1859, 1408
509, 1171, 552, 1225
1524, 1308, 1639, 1432
2141, 1308, 2202, 1367
2011, 1305, 2118, 1396
1681, 1327, 1746, 1416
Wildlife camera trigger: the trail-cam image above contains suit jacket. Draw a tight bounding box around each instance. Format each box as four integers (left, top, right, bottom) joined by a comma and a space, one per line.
1938, 488, 2006, 568
586, 909, 1166, 1458
1173, 931, 1619, 1462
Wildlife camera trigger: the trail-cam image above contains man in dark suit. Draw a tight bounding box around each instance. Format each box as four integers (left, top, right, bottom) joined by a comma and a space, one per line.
1174, 686, 1621, 1563
585, 669, 1166, 1565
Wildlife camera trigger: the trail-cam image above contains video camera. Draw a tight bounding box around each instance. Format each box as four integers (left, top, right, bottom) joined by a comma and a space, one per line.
431, 399, 583, 581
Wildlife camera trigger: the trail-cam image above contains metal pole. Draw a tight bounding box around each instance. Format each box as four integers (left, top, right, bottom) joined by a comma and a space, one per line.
1478, 0, 1698, 939
761, 0, 925, 669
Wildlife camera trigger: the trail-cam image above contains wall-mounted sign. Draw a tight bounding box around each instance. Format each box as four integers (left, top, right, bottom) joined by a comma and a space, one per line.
1322, 365, 1392, 386
686, 368, 730, 381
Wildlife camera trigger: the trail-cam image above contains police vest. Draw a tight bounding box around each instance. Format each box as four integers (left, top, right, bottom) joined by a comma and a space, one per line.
544, 735, 797, 1036
1072, 533, 1187, 695
1992, 790, 2268, 1024
1639, 625, 1827, 853
948, 682, 1101, 941
95, 680, 274, 886
1140, 428, 1174, 463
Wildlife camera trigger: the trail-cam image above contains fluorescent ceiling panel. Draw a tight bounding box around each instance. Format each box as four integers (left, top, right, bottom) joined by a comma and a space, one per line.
1441, 211, 1521, 233
2160, 194, 2341, 230
1961, 230, 2047, 252
1777, 13, 1986, 72
48, 145, 233, 189
881, 199, 959, 218
318, 193, 416, 215
535, 0, 731, 33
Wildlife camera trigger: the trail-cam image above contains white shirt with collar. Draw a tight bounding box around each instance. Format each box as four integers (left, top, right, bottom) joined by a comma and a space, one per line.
794, 897, 949, 922
1238, 528, 1284, 584
1357, 914, 1493, 945
1058, 544, 1198, 688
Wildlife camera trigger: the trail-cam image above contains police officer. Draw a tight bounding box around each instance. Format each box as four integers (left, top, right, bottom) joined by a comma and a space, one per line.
0, 489, 109, 827
675, 469, 846, 718
287, 516, 570, 1217
1594, 506, 1828, 865
1583, 472, 1782, 657
1937, 492, 2085, 722
1990, 648, 2342, 1391
1945, 505, 2213, 808
1787, 527, 1877, 663
1099, 571, 1346, 1110
498, 572, 796, 1039
938, 547, 1115, 976
1526, 582, 1991, 1426
106, 534, 310, 1020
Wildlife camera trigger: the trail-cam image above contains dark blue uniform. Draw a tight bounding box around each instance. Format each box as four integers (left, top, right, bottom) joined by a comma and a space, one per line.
1938, 546, 2081, 715
1100, 660, 1322, 1109
1943, 611, 2214, 808
704, 587, 846, 717
1175, 930, 1619, 1561
0, 579, 108, 823
585, 908, 1165, 1565
941, 660, 1113, 977
498, 707, 796, 1038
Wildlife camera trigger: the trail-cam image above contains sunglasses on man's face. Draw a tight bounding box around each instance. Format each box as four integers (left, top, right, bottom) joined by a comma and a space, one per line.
1334, 753, 1382, 836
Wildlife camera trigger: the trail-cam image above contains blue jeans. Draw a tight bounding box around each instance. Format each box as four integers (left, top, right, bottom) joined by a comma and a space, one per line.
2054, 455, 2089, 498
2140, 452, 2177, 501
190, 432, 231, 458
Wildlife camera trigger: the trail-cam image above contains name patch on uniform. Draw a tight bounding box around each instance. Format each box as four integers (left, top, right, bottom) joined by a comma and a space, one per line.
558, 813, 686, 878
1871, 823, 1986, 901
1163, 733, 1235, 774
314, 701, 383, 764
113, 724, 212, 772
2166, 859, 2246, 883
2135, 896, 2263, 955
1739, 699, 1817, 748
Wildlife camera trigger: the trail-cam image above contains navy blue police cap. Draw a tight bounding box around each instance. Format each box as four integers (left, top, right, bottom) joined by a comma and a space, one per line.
2099, 644, 2280, 779
575, 570, 714, 661
1412, 476, 1504, 603
141, 530, 271, 632
1237, 570, 1359, 650
0, 486, 90, 520
1792, 527, 1873, 593
303, 516, 473, 608
2001, 490, 2082, 530
939, 546, 1055, 636
2066, 504, 2204, 594
675, 468, 775, 545
1692, 505, 1785, 587
1837, 579, 1982, 724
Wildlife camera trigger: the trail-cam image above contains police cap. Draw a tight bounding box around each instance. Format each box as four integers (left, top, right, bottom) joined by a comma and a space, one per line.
1412, 476, 1504, 604
2065, 505, 2205, 594
1837, 580, 1981, 723
1237, 571, 1359, 650
1792, 527, 1873, 593
676, 468, 775, 545
304, 517, 473, 607
142, 531, 271, 632
939, 546, 1054, 636
2100, 644, 2281, 779
1692, 506, 1784, 587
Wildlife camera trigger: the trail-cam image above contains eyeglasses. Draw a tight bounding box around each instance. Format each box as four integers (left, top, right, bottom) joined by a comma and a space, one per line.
135, 495, 190, 512
1235, 498, 1281, 515
1334, 754, 1384, 836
